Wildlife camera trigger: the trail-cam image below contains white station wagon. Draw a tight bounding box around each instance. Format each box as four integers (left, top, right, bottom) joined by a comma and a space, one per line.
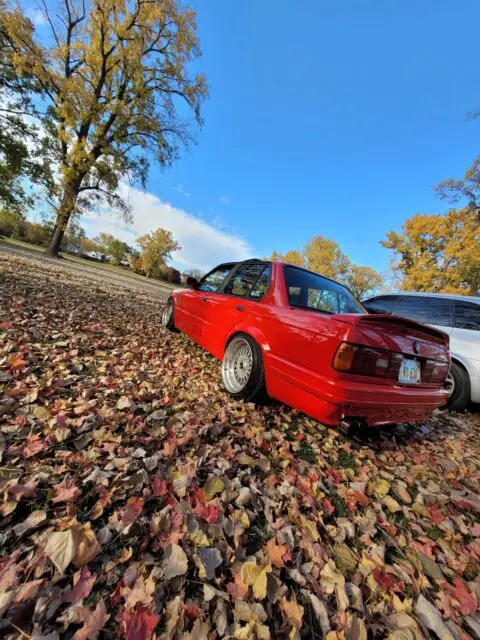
363, 292, 480, 411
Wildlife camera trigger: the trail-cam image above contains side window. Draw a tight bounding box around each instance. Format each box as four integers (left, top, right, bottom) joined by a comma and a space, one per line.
199, 265, 235, 292
363, 296, 400, 314
395, 297, 453, 327
250, 266, 271, 299
224, 263, 267, 297
455, 302, 480, 331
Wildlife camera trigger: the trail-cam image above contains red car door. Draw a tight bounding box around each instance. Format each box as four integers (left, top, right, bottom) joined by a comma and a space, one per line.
201, 263, 271, 358
174, 288, 203, 341
264, 265, 353, 397
180, 263, 236, 346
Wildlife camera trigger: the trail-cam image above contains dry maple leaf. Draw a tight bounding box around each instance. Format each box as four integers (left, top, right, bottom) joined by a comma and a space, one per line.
443, 578, 477, 616
264, 537, 289, 569
122, 497, 145, 526
64, 567, 96, 604
52, 476, 82, 503
73, 598, 110, 640
280, 593, 304, 629
117, 604, 161, 640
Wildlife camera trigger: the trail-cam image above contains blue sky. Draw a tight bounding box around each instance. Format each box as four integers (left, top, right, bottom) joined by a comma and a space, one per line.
29, 1, 480, 273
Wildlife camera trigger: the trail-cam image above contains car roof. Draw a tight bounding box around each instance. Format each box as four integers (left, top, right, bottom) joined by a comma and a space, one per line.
364, 291, 480, 304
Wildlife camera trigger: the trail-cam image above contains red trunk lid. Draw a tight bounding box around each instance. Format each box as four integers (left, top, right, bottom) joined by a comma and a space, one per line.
343, 314, 449, 360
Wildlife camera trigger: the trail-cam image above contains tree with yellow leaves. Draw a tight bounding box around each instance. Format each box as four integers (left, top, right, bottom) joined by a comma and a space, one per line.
136, 227, 179, 278
0, 0, 207, 256
270, 235, 383, 299
381, 208, 480, 294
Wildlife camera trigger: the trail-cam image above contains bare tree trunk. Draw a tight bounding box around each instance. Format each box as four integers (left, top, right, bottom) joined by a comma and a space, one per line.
46, 178, 82, 257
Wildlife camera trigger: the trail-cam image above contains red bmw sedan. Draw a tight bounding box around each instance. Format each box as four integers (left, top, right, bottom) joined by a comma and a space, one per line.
162, 260, 450, 429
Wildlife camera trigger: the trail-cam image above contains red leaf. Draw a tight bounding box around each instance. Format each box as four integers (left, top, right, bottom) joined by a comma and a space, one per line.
64, 567, 96, 603
22, 435, 45, 458
323, 498, 335, 517
52, 476, 82, 503
117, 605, 160, 640
429, 504, 446, 525
151, 478, 167, 497
443, 578, 477, 616
122, 498, 144, 525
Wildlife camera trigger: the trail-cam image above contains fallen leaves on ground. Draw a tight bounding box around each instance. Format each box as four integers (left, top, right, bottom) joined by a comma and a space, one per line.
0, 253, 479, 639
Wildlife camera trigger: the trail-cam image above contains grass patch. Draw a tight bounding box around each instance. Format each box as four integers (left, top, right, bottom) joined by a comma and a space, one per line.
334, 450, 357, 470
426, 526, 445, 541
298, 441, 317, 464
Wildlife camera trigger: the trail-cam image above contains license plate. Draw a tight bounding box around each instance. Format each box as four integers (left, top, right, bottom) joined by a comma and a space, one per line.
398, 359, 421, 384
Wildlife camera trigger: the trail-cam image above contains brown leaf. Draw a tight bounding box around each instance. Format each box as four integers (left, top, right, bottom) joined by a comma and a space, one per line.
162, 543, 188, 580
73, 599, 110, 640
44, 529, 78, 574
264, 537, 289, 569
73, 524, 101, 567
13, 510, 47, 537
280, 593, 304, 629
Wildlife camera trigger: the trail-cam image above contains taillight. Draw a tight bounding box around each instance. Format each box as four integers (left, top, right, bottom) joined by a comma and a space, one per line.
332, 342, 449, 383
332, 342, 401, 377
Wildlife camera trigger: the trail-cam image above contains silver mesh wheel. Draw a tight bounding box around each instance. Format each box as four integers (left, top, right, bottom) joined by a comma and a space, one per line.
162, 300, 173, 326
444, 371, 455, 398
222, 337, 254, 393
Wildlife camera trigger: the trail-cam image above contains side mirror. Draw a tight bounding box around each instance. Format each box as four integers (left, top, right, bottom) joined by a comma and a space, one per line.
186, 276, 200, 290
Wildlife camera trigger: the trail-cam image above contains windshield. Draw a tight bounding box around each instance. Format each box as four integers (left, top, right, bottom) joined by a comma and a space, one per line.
284, 266, 366, 314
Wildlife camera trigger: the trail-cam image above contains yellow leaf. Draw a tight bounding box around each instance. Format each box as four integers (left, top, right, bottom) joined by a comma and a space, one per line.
203, 476, 225, 501
369, 479, 390, 498
188, 530, 210, 547
240, 561, 271, 599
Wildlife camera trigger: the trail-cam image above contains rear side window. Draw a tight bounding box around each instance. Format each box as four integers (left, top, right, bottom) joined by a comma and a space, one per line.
199, 265, 235, 292
284, 266, 365, 314
395, 296, 453, 327
363, 295, 400, 314
455, 302, 480, 331
224, 263, 269, 298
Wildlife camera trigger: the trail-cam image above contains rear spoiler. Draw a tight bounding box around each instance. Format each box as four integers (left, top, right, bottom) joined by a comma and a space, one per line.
356, 314, 450, 345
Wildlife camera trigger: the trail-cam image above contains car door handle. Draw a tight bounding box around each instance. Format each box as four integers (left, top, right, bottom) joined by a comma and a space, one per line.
236, 305, 244, 311
201, 296, 208, 302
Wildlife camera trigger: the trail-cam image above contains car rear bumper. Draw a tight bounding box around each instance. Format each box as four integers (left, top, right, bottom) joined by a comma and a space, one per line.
266, 364, 449, 427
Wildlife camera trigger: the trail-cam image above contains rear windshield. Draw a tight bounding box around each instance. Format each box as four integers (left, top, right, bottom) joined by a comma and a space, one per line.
284, 266, 365, 314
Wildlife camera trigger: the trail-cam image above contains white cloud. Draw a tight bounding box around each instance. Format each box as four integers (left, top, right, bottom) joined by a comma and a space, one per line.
26, 7, 48, 26
174, 184, 190, 198
219, 196, 231, 206
81, 186, 253, 272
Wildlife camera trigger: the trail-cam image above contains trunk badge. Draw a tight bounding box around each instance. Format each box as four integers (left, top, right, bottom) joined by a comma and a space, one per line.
413, 341, 421, 354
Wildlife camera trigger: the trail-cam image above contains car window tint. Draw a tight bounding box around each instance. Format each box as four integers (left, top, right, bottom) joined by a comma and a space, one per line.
224, 263, 267, 297
455, 301, 480, 331
250, 265, 271, 299
199, 265, 234, 292
284, 266, 365, 314
363, 296, 400, 314
395, 296, 453, 327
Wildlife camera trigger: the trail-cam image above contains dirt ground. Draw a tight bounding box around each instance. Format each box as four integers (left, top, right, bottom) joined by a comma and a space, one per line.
0, 251, 479, 640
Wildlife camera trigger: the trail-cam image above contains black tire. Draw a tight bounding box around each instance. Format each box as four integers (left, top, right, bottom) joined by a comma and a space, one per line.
445, 361, 470, 411
161, 298, 176, 331
221, 333, 267, 403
